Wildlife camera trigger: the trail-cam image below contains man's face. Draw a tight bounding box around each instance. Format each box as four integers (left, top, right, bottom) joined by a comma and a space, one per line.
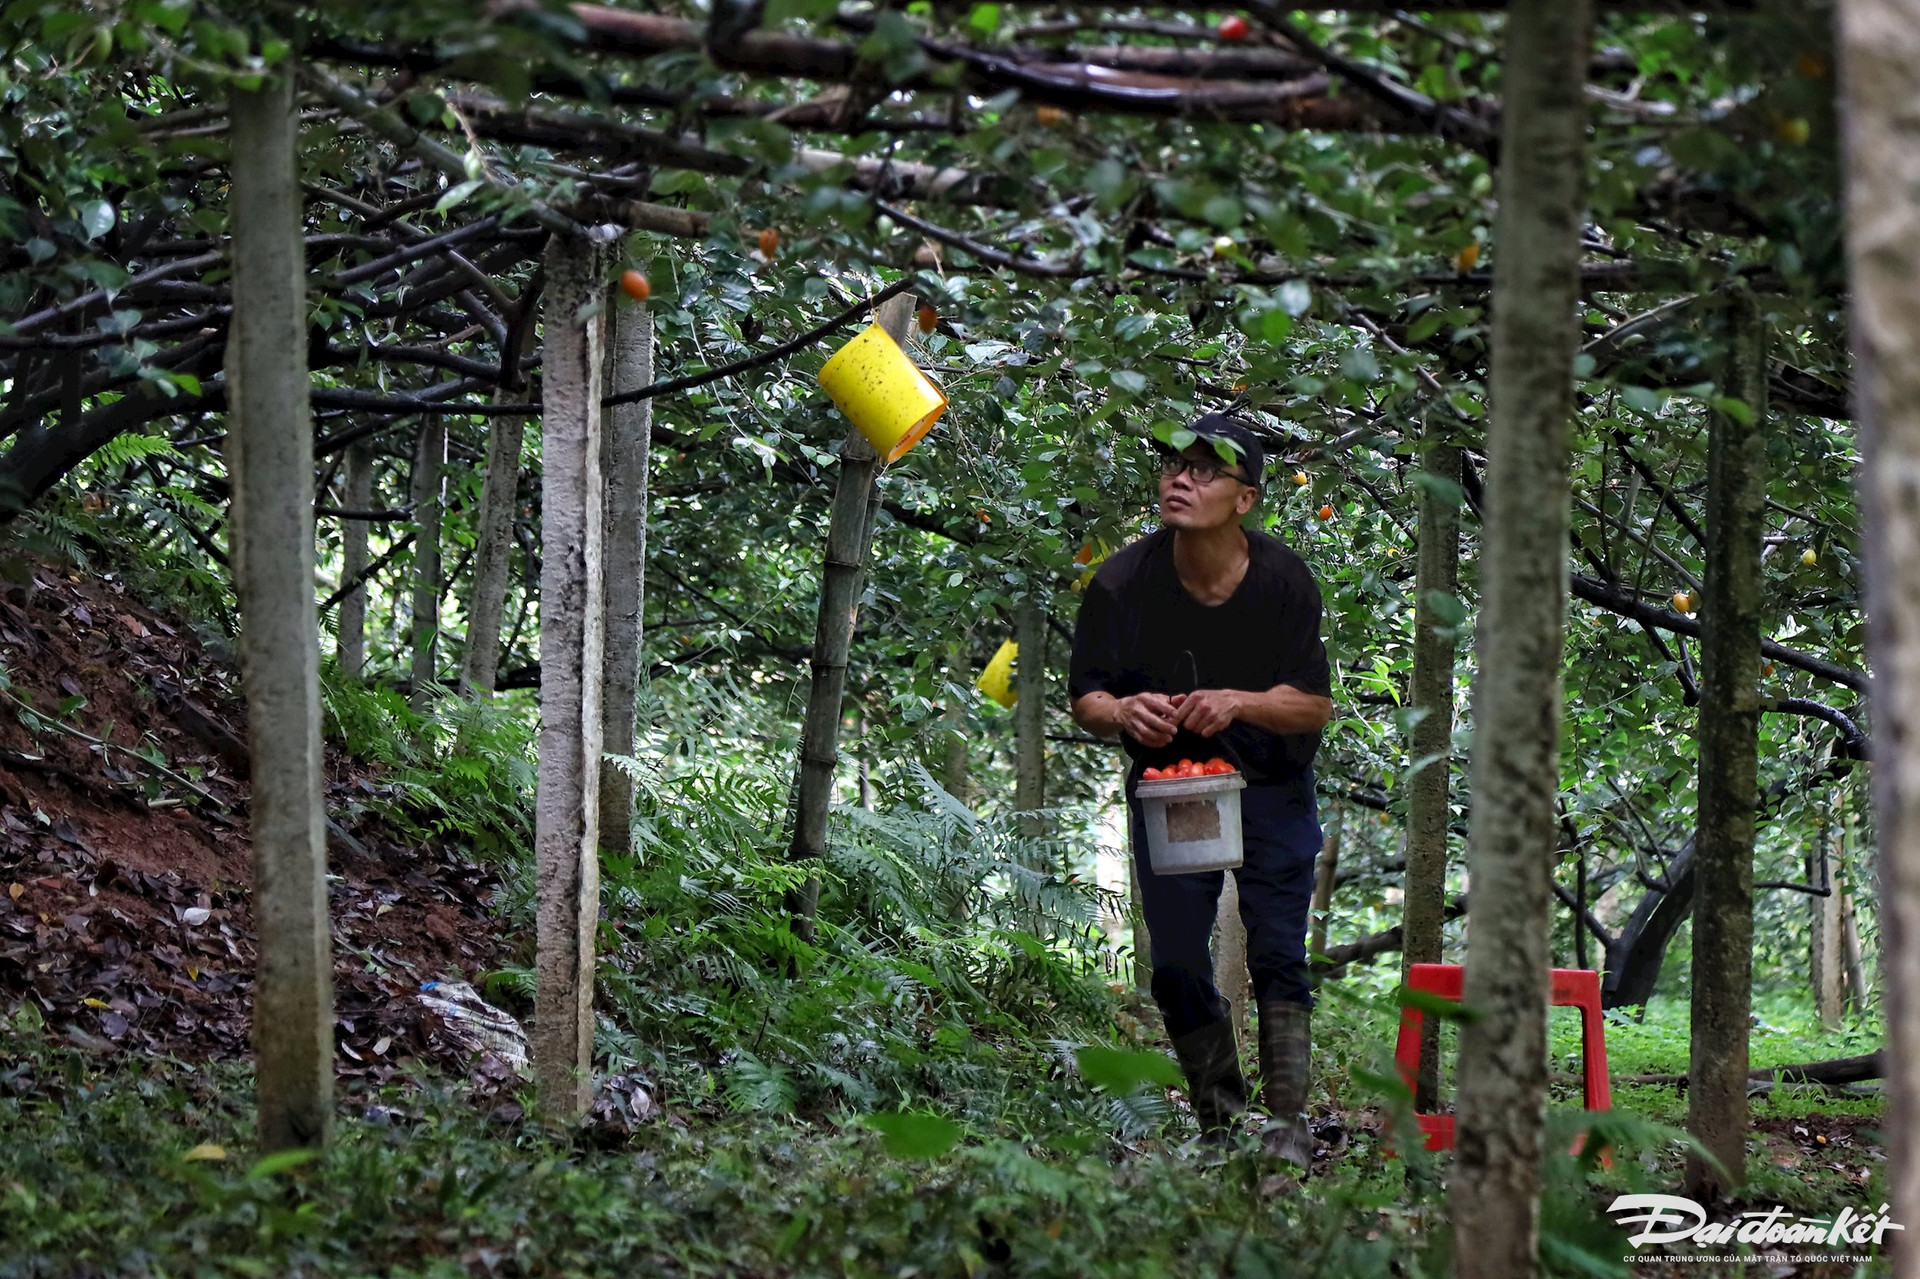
1158, 442, 1257, 531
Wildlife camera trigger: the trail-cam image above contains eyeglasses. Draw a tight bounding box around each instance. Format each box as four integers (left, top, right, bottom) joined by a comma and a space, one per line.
1158, 453, 1248, 486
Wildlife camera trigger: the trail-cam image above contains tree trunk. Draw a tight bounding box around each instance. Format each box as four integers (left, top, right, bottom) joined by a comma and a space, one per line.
1448, 4, 1592, 1274
1309, 801, 1345, 957
1844, 883, 1870, 1014
1404, 434, 1460, 1109
1213, 871, 1250, 1053
1840, 8, 1920, 1243
1014, 595, 1049, 932
1015, 595, 1047, 835
942, 636, 970, 805
462, 410, 529, 696
226, 71, 333, 1152
856, 709, 873, 810
1624, 1052, 1886, 1090
1404, 436, 1460, 973
408, 416, 445, 712
597, 297, 653, 858
336, 444, 372, 681
786, 294, 915, 940
1684, 293, 1768, 1199
1129, 849, 1153, 993
1841, 793, 1871, 1015
1812, 813, 1846, 1029
531, 232, 609, 1123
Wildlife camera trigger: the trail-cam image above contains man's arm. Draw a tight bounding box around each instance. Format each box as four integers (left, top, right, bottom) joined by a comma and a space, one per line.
1173, 684, 1333, 737
1073, 690, 1180, 748
1236, 683, 1334, 735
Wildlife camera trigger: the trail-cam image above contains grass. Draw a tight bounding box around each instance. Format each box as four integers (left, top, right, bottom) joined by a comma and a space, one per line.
3, 971, 1886, 1279
0, 1023, 1451, 1279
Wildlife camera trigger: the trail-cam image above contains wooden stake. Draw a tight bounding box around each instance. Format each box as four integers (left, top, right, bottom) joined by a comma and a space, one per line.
532, 231, 609, 1121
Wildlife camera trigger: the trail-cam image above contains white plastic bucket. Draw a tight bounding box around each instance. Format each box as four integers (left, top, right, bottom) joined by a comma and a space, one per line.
1136, 772, 1247, 874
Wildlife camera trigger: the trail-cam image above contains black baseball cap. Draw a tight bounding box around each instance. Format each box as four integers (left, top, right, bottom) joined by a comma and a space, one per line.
1174, 413, 1265, 489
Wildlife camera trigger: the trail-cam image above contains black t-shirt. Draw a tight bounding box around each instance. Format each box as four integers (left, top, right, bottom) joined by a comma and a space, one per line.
1068, 526, 1332, 787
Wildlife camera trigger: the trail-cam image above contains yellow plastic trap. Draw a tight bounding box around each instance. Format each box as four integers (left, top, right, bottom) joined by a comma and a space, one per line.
975, 639, 1018, 708
817, 323, 947, 463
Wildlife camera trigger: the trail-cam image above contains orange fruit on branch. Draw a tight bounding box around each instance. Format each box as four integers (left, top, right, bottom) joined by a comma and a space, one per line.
917, 304, 938, 334
1035, 105, 1067, 127
1293, 471, 1309, 486
1317, 504, 1334, 521
619, 269, 651, 301
1218, 15, 1250, 41
758, 227, 780, 257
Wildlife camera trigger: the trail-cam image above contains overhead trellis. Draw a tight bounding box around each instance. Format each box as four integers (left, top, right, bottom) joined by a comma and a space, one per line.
0, 0, 1859, 736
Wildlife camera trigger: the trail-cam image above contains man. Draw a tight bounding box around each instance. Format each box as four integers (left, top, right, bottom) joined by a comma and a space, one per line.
1068, 412, 1333, 1167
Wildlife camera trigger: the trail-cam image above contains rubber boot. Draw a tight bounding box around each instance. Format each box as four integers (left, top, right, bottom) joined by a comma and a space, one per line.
1169, 1018, 1248, 1141
1257, 999, 1313, 1170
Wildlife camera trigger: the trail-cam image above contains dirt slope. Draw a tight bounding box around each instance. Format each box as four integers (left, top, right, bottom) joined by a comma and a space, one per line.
0, 556, 515, 1083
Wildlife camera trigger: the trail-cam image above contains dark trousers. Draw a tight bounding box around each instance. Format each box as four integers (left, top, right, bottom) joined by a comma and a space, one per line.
1129, 772, 1323, 1039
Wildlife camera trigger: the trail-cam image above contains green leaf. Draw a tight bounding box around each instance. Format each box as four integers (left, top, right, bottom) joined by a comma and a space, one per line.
79, 200, 115, 241
1109, 369, 1149, 394
865, 1110, 962, 1159
434, 179, 485, 215
1619, 385, 1663, 415
966, 3, 1001, 36
1399, 751, 1450, 787
1421, 589, 1468, 627
1074, 1045, 1182, 1093
1394, 984, 1481, 1023
1710, 395, 1755, 426
1275, 278, 1312, 317
1086, 158, 1129, 205
1200, 194, 1242, 228
1406, 311, 1445, 344
246, 1148, 319, 1180
1409, 471, 1464, 509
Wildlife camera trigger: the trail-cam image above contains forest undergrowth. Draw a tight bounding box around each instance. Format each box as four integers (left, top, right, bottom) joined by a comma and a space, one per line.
0, 554, 1887, 1279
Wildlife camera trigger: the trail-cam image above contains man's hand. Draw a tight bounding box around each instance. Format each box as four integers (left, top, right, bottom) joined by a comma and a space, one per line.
1173, 689, 1242, 737
1116, 692, 1181, 748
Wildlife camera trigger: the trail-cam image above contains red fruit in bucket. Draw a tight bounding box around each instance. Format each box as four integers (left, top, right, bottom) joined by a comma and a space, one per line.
1142, 767, 1165, 780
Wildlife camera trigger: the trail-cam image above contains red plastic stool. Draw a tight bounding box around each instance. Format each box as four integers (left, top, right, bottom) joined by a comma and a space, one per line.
1390, 963, 1612, 1155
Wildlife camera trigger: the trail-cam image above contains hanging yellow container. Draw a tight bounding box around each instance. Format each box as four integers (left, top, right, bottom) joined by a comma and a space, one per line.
975, 639, 1018, 708
817, 322, 948, 462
